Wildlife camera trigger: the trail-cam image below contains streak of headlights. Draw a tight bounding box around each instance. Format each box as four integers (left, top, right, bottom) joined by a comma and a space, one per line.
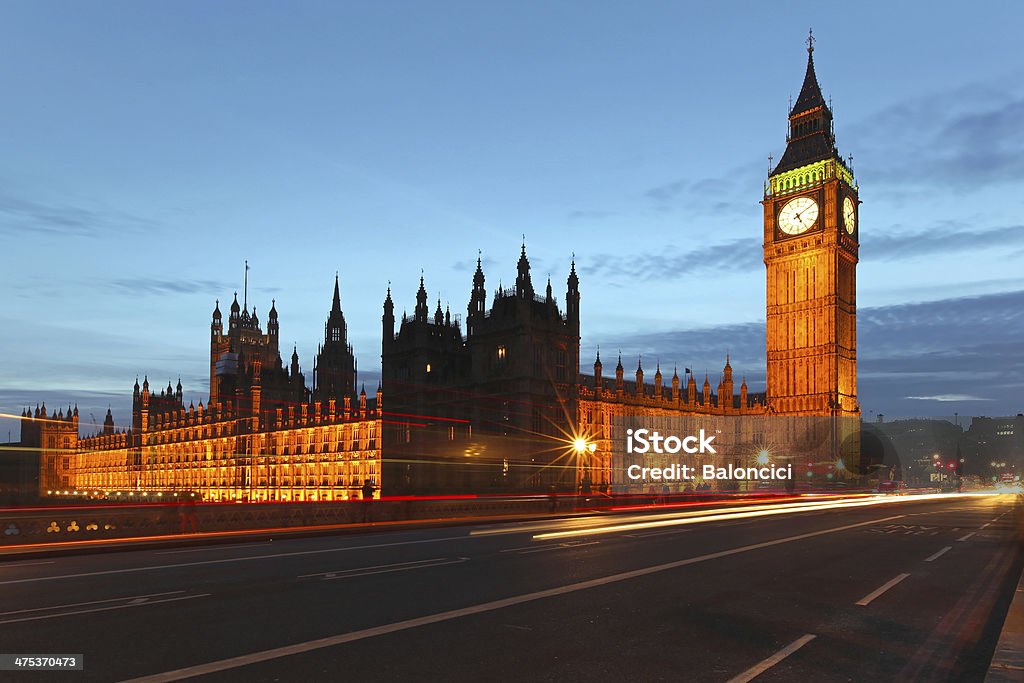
531, 492, 999, 540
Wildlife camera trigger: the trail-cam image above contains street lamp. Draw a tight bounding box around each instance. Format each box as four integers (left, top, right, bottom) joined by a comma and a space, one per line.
572, 435, 597, 494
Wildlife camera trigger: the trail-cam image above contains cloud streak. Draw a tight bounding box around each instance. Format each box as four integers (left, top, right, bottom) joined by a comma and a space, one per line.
108, 277, 231, 297
582, 220, 1024, 284
0, 191, 158, 238
850, 85, 1024, 195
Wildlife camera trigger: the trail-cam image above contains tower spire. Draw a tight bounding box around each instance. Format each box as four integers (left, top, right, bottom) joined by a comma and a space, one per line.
792, 36, 825, 115
772, 33, 837, 175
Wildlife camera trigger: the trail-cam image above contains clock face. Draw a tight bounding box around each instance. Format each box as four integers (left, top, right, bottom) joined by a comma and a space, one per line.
778, 196, 819, 235
843, 197, 856, 234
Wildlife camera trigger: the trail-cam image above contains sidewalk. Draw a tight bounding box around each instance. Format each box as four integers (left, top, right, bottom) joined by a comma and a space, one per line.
986, 521, 1024, 681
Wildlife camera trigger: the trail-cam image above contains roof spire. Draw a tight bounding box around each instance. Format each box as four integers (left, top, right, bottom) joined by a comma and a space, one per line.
807, 27, 814, 54
791, 30, 825, 116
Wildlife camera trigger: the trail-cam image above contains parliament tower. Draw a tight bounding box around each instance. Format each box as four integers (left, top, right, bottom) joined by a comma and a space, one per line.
763, 33, 859, 417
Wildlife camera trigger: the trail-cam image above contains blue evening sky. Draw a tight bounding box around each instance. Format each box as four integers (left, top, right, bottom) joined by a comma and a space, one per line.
2, 2, 1023, 438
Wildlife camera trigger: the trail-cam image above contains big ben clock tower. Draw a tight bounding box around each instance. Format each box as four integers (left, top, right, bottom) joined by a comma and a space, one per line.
764, 32, 859, 417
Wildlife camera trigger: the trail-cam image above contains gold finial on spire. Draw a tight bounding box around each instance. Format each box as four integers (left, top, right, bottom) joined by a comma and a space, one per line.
807, 27, 815, 53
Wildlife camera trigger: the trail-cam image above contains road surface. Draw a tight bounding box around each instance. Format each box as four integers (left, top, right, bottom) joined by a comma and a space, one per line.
1, 494, 1020, 682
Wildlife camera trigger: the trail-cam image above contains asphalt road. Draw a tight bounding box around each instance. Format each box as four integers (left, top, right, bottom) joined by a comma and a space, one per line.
1, 494, 1020, 682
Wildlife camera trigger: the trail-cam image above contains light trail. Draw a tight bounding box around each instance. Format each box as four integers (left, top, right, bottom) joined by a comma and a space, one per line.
531, 493, 1000, 540
471, 494, 890, 537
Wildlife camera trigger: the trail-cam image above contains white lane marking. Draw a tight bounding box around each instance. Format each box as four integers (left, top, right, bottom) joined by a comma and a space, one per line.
299, 557, 458, 579
958, 532, 976, 542
120, 515, 904, 683
518, 541, 599, 555
725, 634, 817, 683
626, 528, 694, 539
498, 541, 599, 554
0, 593, 208, 625
323, 558, 468, 579
0, 591, 186, 617
155, 542, 273, 555
980, 523, 991, 529
856, 573, 911, 606
0, 534, 477, 586
924, 546, 952, 563
500, 543, 559, 553
0, 560, 55, 568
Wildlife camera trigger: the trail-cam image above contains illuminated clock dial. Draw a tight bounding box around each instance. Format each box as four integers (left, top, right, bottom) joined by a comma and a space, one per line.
843, 196, 856, 234
778, 196, 819, 235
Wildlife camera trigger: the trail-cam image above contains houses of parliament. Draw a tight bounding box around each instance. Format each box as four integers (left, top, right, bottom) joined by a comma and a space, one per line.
16, 38, 861, 500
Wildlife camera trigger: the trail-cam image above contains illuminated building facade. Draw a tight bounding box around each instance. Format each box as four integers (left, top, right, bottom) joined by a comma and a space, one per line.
19, 38, 859, 499
33, 281, 382, 502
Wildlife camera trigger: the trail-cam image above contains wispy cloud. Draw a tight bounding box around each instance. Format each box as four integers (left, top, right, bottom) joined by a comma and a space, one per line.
583, 238, 761, 282
863, 223, 1024, 261
0, 191, 159, 237
109, 278, 230, 296
850, 85, 1024, 195
582, 221, 1024, 284
568, 210, 614, 221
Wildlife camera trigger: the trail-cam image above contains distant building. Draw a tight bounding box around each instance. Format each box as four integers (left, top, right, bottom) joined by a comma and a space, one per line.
963, 415, 1023, 481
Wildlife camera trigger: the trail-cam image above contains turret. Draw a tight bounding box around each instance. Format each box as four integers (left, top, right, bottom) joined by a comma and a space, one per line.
703, 372, 711, 405
593, 348, 603, 389
654, 363, 662, 398
415, 276, 429, 323
672, 366, 680, 401
566, 257, 580, 333
721, 355, 734, 408
635, 357, 644, 397
325, 275, 347, 344
434, 298, 444, 326
211, 299, 223, 337
515, 243, 534, 299
741, 377, 749, 408
229, 292, 241, 332
468, 255, 486, 337
687, 371, 697, 403
267, 299, 279, 339
383, 286, 395, 346
615, 353, 624, 393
